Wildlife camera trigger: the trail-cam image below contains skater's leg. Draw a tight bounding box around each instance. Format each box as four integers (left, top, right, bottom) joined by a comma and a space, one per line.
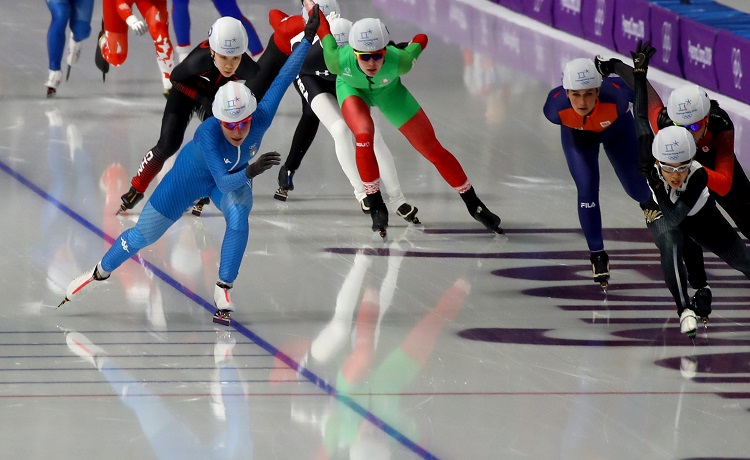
314, 93, 366, 202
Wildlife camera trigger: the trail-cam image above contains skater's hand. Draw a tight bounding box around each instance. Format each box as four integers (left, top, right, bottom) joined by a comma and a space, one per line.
411, 34, 428, 50
630, 40, 656, 75
245, 151, 281, 178
594, 55, 620, 77
303, 4, 320, 43
126, 16, 148, 36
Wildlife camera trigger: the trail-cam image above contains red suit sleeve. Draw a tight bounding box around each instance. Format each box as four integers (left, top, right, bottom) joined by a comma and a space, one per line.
704, 130, 735, 196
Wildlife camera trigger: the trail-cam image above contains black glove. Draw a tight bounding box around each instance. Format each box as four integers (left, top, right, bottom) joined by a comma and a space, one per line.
195, 97, 213, 121
630, 40, 657, 75
594, 55, 621, 77
245, 151, 281, 178
303, 4, 320, 43
646, 165, 664, 191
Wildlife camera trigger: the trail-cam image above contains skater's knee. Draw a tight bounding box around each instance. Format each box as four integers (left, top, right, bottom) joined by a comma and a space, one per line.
224, 205, 250, 231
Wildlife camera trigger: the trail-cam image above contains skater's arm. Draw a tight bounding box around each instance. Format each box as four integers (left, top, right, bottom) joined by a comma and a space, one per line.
390, 35, 427, 75
651, 168, 709, 226
597, 55, 663, 132
703, 107, 736, 196
542, 87, 565, 125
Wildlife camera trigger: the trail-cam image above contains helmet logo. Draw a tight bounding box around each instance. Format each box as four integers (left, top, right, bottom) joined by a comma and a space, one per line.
663, 140, 683, 161
225, 96, 244, 116
357, 28, 377, 49
575, 69, 595, 86
675, 99, 697, 120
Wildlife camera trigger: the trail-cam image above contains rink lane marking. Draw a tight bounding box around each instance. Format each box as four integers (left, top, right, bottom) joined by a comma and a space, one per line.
0, 159, 440, 460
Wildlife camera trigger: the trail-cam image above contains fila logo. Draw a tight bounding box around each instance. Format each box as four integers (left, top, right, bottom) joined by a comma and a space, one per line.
580, 202, 597, 209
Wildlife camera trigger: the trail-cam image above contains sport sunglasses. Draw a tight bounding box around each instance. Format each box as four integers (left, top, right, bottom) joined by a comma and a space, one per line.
354, 50, 386, 62
659, 162, 691, 173
673, 117, 706, 133
222, 115, 252, 130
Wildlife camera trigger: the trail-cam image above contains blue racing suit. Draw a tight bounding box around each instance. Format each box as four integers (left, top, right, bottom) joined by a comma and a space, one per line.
100, 38, 311, 284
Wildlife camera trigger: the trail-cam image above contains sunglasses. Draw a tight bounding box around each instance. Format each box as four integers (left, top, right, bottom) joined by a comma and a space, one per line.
659, 161, 691, 173
222, 115, 252, 130
674, 118, 706, 133
354, 50, 386, 62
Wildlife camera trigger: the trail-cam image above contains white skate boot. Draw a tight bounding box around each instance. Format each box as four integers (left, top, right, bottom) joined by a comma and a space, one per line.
65, 32, 82, 80
679, 309, 698, 338
58, 264, 110, 307
213, 282, 235, 326
44, 70, 63, 98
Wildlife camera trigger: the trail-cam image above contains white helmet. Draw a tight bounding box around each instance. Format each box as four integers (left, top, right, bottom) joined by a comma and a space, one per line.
652, 125, 696, 163
212, 81, 257, 122
667, 84, 710, 125
208, 17, 248, 56
301, 0, 340, 21
349, 18, 390, 52
330, 17, 353, 48
562, 58, 602, 90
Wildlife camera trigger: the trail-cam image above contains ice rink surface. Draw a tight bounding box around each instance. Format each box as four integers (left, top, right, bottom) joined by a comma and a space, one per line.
2, 0, 750, 458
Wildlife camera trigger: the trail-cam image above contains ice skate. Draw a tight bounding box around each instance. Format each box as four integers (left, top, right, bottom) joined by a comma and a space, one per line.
472, 205, 503, 234
691, 286, 712, 325
367, 192, 388, 240
590, 251, 609, 290
680, 309, 698, 339
65, 32, 82, 81
58, 264, 110, 307
192, 197, 210, 216
120, 186, 144, 212
274, 166, 295, 202
44, 70, 63, 98
213, 281, 234, 326
64, 331, 106, 369
274, 187, 289, 201
397, 203, 421, 225
94, 26, 109, 82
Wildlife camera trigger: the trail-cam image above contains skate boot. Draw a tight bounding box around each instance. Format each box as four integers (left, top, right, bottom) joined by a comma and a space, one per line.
472, 205, 503, 234
64, 331, 106, 369
368, 191, 388, 240
58, 264, 110, 307
94, 26, 109, 82
65, 32, 82, 81
192, 197, 210, 216
213, 281, 234, 326
691, 286, 712, 325
274, 165, 295, 201
120, 186, 144, 212
460, 187, 503, 234
397, 203, 421, 225
44, 70, 63, 98
590, 251, 609, 289
679, 309, 698, 339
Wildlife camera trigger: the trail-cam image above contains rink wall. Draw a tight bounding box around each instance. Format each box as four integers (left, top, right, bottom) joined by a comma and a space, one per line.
371, 0, 750, 162
490, 0, 750, 105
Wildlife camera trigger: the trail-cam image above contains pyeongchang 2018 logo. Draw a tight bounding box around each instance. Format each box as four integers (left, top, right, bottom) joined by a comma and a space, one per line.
661, 22, 672, 64
732, 47, 743, 90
